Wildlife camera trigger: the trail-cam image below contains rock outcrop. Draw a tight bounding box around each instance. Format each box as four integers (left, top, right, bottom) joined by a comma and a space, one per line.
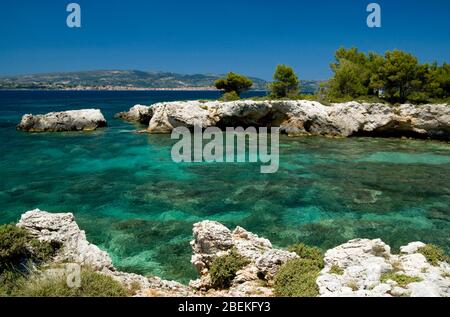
16, 209, 191, 297
17, 109, 107, 132
114, 104, 153, 125
18, 209, 113, 270
189, 221, 297, 296
317, 239, 450, 297
117, 100, 450, 139
14, 210, 450, 297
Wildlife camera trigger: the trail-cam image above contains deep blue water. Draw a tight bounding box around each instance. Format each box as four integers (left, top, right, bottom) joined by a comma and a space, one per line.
0, 90, 449, 283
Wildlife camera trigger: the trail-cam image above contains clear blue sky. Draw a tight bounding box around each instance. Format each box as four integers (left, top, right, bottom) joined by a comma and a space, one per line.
0, 0, 449, 80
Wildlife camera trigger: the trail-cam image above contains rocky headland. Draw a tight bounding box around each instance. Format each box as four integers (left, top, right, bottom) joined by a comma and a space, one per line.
117, 101, 450, 140
14, 209, 450, 297
17, 109, 107, 132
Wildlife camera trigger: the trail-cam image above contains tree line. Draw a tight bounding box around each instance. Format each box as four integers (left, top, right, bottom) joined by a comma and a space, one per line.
214, 48, 450, 104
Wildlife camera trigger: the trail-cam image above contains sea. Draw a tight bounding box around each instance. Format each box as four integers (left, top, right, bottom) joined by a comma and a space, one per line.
0, 90, 449, 283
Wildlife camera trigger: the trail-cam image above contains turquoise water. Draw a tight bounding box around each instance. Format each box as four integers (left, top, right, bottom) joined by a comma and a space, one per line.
0, 91, 449, 283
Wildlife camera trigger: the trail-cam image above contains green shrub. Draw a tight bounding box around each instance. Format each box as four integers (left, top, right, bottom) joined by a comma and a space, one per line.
287, 243, 324, 269
329, 264, 344, 275
220, 91, 240, 102
209, 248, 249, 289
0, 224, 60, 296
273, 258, 320, 297
380, 272, 422, 287
417, 244, 449, 266
0, 225, 32, 272
15, 268, 128, 297
0, 224, 58, 273
0, 270, 26, 296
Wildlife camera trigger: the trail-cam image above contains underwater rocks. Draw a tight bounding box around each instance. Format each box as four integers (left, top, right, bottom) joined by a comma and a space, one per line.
118, 100, 450, 140
114, 104, 153, 125
317, 239, 450, 297
17, 109, 107, 132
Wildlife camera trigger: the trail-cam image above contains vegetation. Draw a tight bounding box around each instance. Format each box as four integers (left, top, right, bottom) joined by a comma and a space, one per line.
209, 248, 249, 289
273, 258, 321, 297
0, 224, 59, 296
0, 70, 268, 90
0, 224, 57, 273
220, 91, 240, 102
287, 243, 324, 269
380, 272, 422, 287
273, 243, 324, 297
268, 65, 300, 98
15, 268, 128, 297
215, 72, 253, 98
329, 264, 344, 275
417, 244, 449, 266
323, 47, 450, 104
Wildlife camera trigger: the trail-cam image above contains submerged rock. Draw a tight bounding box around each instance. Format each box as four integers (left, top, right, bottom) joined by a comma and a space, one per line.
17, 109, 107, 132
119, 100, 450, 140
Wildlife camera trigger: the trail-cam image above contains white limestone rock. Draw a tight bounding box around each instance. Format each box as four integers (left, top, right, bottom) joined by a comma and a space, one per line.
17, 209, 113, 270
17, 109, 107, 132
141, 100, 449, 140
400, 242, 426, 254
115, 104, 153, 124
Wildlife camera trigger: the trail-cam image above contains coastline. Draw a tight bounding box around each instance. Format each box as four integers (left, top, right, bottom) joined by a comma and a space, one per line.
4, 209, 449, 297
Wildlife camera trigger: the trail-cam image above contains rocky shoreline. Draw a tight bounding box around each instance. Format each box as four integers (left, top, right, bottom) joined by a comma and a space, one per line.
15, 210, 450, 297
116, 100, 450, 140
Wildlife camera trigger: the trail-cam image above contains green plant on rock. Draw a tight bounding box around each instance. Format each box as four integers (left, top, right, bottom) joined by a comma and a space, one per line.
329, 264, 344, 275
0, 224, 58, 272
273, 258, 321, 297
287, 243, 324, 269
0, 224, 60, 296
209, 248, 249, 289
417, 244, 449, 266
15, 268, 128, 297
0, 225, 31, 272
380, 272, 422, 288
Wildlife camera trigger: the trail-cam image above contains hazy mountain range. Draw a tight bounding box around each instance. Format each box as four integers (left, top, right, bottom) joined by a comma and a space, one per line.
0, 70, 322, 92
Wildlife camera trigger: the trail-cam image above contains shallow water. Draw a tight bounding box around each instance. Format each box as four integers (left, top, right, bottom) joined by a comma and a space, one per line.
0, 91, 449, 283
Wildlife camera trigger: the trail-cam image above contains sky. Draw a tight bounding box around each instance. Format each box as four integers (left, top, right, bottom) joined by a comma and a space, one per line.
0, 0, 449, 80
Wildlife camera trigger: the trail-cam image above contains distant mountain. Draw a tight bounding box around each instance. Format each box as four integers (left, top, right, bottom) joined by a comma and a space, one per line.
0, 70, 322, 92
